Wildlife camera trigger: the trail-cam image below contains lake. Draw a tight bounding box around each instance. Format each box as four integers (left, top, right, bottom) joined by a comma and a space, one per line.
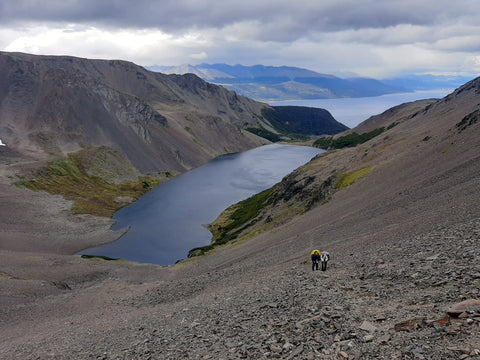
269, 89, 452, 128
81, 90, 451, 265
80, 144, 323, 265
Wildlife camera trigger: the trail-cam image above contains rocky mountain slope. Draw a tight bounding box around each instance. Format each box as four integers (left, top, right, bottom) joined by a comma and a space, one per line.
0, 52, 347, 175
0, 52, 270, 174
0, 74, 479, 359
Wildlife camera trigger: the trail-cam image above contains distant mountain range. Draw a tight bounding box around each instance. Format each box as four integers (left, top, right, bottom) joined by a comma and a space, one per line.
150, 64, 474, 101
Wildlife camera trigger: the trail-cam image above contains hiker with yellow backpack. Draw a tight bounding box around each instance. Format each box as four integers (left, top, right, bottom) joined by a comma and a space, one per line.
311, 250, 321, 271
311, 249, 331, 271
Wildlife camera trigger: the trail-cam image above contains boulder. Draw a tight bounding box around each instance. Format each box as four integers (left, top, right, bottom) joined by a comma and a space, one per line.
446, 299, 480, 317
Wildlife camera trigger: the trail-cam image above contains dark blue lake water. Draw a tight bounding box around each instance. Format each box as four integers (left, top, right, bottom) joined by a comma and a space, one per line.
80, 144, 323, 265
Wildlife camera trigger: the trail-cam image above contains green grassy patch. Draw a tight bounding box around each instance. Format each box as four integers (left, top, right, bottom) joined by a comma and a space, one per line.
193, 137, 203, 147
80, 254, 119, 261
314, 127, 386, 149
245, 127, 282, 142
212, 186, 276, 242
336, 166, 372, 189
188, 186, 276, 257
17, 155, 161, 218
260, 106, 348, 136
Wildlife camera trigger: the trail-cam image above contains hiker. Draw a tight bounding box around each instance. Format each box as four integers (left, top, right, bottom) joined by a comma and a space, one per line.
320, 251, 330, 271
311, 250, 321, 271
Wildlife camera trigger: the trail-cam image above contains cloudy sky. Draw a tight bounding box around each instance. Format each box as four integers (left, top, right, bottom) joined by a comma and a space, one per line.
1, 0, 479, 78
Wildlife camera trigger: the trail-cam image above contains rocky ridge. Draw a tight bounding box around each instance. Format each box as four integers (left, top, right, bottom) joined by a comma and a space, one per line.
0, 52, 270, 173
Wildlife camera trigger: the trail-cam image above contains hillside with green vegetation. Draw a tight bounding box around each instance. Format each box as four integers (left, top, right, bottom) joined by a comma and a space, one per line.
188, 186, 277, 257
15, 147, 165, 217
188, 158, 376, 258
260, 106, 349, 138
313, 125, 394, 149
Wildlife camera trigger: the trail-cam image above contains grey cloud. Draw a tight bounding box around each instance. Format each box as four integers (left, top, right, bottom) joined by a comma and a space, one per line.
2, 0, 478, 40
432, 36, 480, 53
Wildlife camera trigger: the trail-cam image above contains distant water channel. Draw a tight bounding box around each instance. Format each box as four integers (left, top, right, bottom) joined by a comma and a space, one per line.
270, 89, 452, 128
80, 144, 323, 265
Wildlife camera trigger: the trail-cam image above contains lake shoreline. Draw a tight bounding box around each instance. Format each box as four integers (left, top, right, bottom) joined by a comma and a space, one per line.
79, 144, 323, 265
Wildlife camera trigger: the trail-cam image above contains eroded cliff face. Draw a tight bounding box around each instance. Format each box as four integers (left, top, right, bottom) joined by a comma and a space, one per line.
0, 52, 269, 174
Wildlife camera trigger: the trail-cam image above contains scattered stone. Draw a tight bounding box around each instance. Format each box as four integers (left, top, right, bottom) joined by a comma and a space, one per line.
427, 314, 450, 327
359, 320, 377, 332
114, 196, 135, 204
263, 303, 278, 309
51, 281, 72, 290
377, 334, 391, 345
411, 348, 425, 359
446, 299, 480, 317
394, 318, 426, 331
447, 346, 469, 354
363, 334, 374, 342
270, 344, 282, 354
4, 216, 480, 360
433, 280, 448, 287
284, 344, 303, 359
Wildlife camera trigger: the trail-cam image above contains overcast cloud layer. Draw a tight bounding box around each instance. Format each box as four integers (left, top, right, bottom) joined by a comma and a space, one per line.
1, 0, 479, 77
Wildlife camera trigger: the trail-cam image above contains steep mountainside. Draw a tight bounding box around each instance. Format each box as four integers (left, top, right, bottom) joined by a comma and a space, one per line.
0, 52, 347, 175
0, 52, 271, 174
262, 106, 349, 136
